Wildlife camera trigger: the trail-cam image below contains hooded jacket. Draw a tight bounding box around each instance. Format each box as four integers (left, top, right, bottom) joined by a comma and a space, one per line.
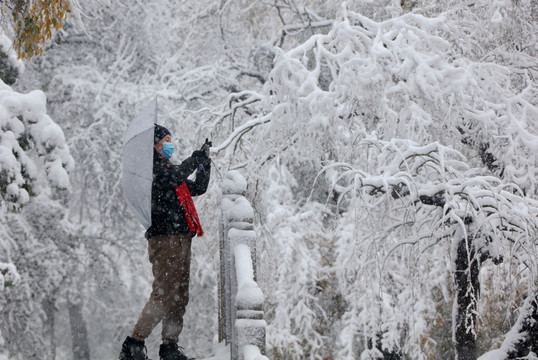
145, 149, 210, 239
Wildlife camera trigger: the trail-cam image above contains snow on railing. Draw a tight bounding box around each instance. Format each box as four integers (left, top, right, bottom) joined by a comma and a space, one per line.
219, 171, 267, 360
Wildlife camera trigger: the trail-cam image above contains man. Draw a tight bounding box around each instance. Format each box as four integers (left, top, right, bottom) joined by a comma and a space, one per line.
119, 124, 211, 360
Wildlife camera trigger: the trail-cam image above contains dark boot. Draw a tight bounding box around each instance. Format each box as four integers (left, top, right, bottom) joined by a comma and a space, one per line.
119, 336, 149, 360
159, 343, 193, 360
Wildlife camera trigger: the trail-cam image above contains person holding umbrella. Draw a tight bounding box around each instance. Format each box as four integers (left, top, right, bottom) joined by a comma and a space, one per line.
119, 124, 211, 360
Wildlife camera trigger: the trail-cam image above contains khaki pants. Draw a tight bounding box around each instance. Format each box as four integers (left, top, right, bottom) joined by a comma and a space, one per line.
132, 233, 192, 344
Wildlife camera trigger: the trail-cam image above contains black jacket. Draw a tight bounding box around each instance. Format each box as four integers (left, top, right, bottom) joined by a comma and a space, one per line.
145, 150, 211, 239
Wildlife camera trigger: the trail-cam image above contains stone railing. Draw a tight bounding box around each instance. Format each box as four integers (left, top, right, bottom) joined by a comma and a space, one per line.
219, 171, 267, 360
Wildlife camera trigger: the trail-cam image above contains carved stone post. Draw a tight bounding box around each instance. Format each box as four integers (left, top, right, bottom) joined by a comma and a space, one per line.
219, 171, 267, 360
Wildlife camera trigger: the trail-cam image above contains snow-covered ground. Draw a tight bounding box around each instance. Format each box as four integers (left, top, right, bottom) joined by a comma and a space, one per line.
203, 343, 269, 360
202, 343, 229, 360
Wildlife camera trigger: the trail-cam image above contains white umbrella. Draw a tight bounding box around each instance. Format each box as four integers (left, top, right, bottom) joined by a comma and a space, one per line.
122, 98, 157, 229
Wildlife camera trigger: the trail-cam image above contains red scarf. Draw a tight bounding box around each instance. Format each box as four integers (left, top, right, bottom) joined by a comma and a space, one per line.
175, 182, 204, 237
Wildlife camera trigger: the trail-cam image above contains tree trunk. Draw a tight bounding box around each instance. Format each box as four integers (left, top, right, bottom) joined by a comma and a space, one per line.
67, 300, 91, 360
41, 297, 56, 360
453, 235, 479, 360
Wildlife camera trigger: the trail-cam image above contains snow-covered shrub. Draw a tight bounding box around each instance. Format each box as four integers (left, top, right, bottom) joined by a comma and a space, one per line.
0, 80, 73, 208
0, 32, 23, 85
0, 78, 73, 273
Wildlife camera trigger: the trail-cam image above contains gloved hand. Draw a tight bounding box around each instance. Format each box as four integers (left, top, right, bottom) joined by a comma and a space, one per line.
192, 146, 211, 169
201, 138, 212, 158
191, 150, 205, 159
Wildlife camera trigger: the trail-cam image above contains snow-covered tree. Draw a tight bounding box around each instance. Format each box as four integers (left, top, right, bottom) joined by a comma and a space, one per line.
0, 66, 74, 359
211, 2, 538, 359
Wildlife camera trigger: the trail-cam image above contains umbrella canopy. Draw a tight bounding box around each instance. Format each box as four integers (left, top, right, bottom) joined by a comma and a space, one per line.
122, 98, 157, 229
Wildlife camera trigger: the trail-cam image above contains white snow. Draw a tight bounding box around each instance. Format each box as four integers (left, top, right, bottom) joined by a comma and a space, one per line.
201, 342, 230, 360
234, 244, 264, 308
490, 9, 503, 23
243, 344, 269, 360
222, 170, 247, 195
0, 262, 20, 291
228, 197, 254, 223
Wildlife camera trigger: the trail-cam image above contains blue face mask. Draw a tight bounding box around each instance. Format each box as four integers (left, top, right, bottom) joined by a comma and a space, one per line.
161, 142, 174, 159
